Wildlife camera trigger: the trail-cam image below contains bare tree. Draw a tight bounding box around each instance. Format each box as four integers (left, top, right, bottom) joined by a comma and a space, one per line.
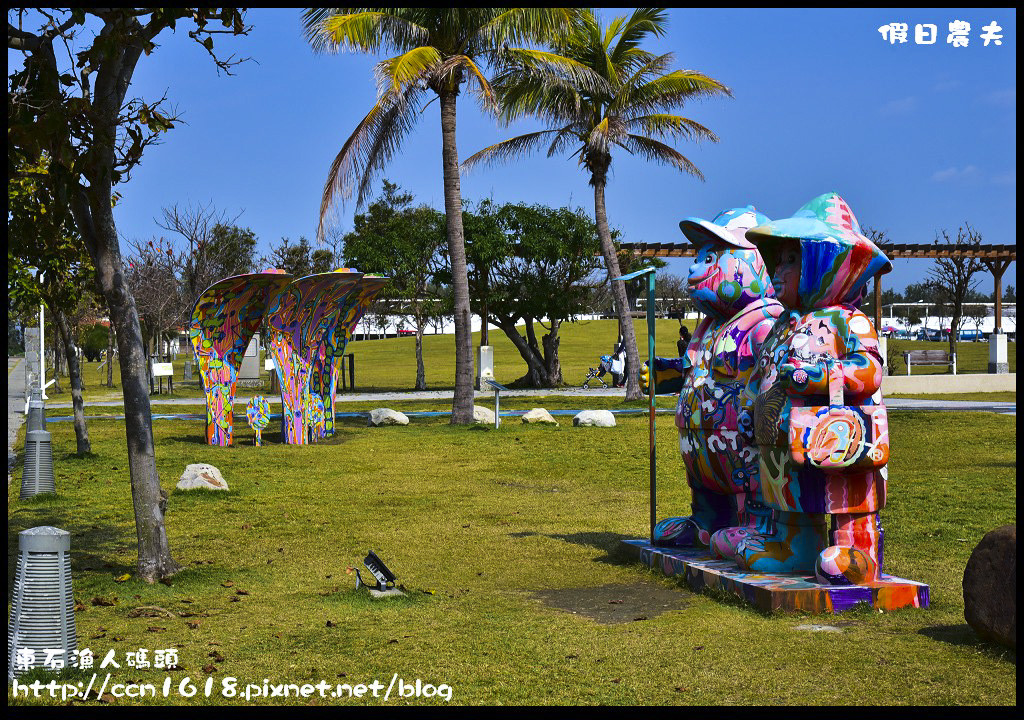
156, 202, 255, 308
125, 237, 187, 391
927, 224, 986, 358
655, 272, 688, 322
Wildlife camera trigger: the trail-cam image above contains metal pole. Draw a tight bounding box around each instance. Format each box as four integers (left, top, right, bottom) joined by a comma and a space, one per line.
647, 271, 657, 543
39, 304, 47, 399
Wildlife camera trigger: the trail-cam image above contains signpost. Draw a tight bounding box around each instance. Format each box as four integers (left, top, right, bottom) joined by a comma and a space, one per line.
614, 267, 658, 543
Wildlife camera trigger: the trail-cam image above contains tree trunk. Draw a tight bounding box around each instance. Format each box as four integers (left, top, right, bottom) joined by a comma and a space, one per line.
147, 331, 156, 395
593, 178, 642, 400
439, 89, 474, 422
541, 319, 563, 386
414, 314, 427, 391
53, 305, 91, 455
71, 185, 179, 583
949, 312, 960, 360
51, 321, 63, 393
106, 321, 115, 387
497, 318, 555, 388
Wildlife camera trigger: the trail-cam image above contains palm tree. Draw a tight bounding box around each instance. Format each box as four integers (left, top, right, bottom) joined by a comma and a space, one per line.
302, 8, 589, 422
463, 8, 731, 400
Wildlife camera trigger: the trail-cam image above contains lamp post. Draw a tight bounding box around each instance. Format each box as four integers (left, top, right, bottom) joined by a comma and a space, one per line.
615, 266, 657, 543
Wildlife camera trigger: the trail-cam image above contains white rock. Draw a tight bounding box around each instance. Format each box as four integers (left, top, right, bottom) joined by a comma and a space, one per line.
367, 408, 410, 427
473, 405, 497, 425
521, 408, 558, 426
177, 463, 229, 491
794, 624, 844, 633
573, 410, 616, 428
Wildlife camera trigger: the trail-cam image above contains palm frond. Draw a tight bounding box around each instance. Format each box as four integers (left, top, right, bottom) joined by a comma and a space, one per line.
304, 10, 429, 55
477, 8, 581, 49
609, 51, 674, 112
625, 114, 719, 143
609, 8, 669, 63
585, 117, 612, 158
353, 85, 427, 207
317, 81, 427, 238
376, 46, 441, 95
617, 133, 705, 180
461, 130, 561, 172
491, 70, 590, 127
546, 125, 584, 158
618, 67, 732, 116
458, 55, 499, 116
602, 16, 628, 54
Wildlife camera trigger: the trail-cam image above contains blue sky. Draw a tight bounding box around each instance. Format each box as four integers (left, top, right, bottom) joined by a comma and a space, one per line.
46, 8, 1020, 294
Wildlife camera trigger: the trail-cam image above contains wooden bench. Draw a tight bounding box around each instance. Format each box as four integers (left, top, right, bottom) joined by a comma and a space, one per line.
904, 349, 957, 375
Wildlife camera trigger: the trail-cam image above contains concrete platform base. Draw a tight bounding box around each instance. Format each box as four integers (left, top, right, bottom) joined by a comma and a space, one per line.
621, 539, 929, 614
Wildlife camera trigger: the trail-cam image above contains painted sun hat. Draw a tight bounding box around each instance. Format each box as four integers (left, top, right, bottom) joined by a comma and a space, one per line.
745, 192, 893, 308
679, 205, 771, 250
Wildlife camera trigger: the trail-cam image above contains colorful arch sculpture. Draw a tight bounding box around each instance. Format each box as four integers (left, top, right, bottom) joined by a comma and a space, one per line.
265, 270, 373, 444
309, 274, 389, 438
190, 271, 294, 446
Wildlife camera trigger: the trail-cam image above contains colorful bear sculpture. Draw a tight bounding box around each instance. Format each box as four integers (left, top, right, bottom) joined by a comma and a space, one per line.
648, 206, 784, 549
719, 192, 893, 586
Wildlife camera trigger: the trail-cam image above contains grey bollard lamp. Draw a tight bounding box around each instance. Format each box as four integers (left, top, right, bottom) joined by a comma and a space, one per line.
21, 429, 56, 499
7, 526, 78, 679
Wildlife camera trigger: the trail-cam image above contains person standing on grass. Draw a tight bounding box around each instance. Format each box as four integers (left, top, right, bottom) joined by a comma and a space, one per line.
677, 325, 692, 357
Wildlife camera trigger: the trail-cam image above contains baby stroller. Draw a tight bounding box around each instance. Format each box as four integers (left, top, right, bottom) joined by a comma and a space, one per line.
582, 350, 626, 389
582, 354, 613, 389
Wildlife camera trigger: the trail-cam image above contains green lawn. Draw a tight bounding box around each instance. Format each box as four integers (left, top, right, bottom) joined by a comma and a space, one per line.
45, 320, 1016, 402
8, 406, 1016, 705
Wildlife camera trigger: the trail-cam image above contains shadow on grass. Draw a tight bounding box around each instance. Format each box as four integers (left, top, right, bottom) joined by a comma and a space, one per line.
918, 624, 1018, 662
163, 428, 361, 447
8, 497, 136, 601
544, 531, 638, 565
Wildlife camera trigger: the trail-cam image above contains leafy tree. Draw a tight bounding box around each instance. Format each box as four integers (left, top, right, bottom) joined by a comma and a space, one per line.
464, 8, 730, 400
301, 8, 587, 423
927, 224, 986, 355
8, 7, 251, 582
9, 315, 26, 355
1003, 285, 1015, 303
342, 181, 448, 389
8, 153, 94, 454
81, 322, 109, 361
462, 200, 603, 387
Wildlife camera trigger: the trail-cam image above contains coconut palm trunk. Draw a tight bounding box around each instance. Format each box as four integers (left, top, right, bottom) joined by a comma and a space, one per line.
593, 178, 641, 400
439, 88, 475, 422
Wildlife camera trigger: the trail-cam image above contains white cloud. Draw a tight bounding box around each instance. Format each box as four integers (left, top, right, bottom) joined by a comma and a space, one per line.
879, 96, 917, 116
991, 171, 1016, 186
983, 88, 1016, 107
930, 165, 980, 182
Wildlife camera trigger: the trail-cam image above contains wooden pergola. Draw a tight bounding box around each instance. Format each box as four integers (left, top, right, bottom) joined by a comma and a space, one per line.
618, 242, 1017, 333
